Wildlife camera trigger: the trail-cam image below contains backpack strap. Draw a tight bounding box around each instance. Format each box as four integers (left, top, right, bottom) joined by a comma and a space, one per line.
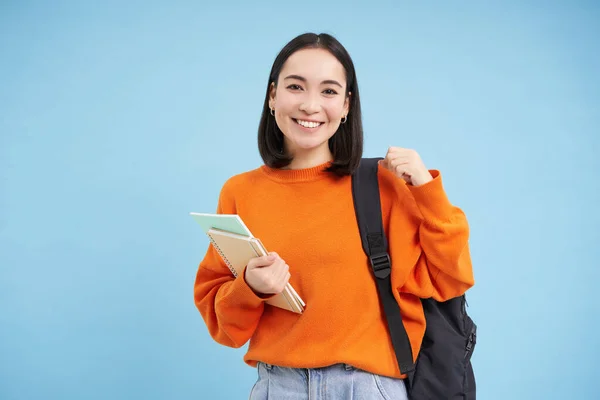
351, 157, 416, 377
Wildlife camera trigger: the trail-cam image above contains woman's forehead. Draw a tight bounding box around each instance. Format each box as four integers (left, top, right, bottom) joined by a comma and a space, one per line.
280, 48, 346, 83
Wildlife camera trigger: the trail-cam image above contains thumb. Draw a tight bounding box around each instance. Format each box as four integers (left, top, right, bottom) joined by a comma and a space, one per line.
249, 254, 277, 269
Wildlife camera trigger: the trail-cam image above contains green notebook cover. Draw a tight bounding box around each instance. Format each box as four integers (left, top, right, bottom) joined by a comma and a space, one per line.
190, 212, 253, 237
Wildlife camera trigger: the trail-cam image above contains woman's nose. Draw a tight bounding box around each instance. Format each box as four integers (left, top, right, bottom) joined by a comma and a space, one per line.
299, 93, 321, 114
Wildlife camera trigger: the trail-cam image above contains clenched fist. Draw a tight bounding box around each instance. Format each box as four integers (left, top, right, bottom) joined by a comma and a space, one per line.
245, 252, 291, 296
379, 147, 433, 186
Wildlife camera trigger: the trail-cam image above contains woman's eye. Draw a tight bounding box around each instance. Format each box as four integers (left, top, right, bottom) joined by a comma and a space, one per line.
287, 84, 302, 90
323, 89, 338, 95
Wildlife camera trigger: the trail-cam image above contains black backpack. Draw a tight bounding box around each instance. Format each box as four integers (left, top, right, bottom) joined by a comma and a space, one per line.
351, 157, 477, 399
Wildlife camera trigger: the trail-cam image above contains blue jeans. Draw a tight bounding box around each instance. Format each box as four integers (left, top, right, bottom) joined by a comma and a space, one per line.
249, 362, 408, 400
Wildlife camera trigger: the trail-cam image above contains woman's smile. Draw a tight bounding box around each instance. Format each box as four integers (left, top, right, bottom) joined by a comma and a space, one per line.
292, 118, 324, 132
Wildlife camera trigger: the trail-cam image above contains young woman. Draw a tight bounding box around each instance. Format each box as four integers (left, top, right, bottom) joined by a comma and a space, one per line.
194, 32, 474, 399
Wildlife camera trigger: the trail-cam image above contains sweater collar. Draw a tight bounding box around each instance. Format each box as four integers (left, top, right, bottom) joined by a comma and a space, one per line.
260, 161, 334, 183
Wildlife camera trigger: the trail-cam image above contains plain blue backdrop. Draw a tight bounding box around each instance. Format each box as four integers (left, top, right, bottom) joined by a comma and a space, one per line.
1, 1, 599, 399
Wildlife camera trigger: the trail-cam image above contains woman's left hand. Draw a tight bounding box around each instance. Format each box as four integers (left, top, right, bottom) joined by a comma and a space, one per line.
379, 147, 433, 186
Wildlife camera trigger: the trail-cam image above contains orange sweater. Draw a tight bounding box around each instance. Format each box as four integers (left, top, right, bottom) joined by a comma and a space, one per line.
194, 161, 474, 379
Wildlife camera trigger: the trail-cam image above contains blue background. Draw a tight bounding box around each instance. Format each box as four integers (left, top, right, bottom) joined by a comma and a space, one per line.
1, 1, 599, 399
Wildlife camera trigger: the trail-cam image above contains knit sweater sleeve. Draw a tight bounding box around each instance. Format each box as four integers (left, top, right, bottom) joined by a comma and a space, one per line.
385, 169, 475, 301
193, 178, 266, 348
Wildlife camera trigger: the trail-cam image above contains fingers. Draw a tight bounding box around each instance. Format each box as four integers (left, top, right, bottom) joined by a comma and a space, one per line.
386, 146, 414, 156
248, 253, 277, 269
274, 255, 291, 290
381, 148, 422, 173
276, 262, 290, 284
258, 260, 289, 294
385, 147, 418, 162
272, 262, 290, 293
389, 157, 410, 169
246, 252, 291, 294
379, 153, 413, 184
380, 156, 409, 171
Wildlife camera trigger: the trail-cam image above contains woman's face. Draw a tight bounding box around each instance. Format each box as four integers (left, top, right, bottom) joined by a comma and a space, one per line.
269, 48, 350, 158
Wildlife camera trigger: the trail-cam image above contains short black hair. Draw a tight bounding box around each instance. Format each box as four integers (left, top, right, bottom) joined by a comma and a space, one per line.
257, 32, 363, 176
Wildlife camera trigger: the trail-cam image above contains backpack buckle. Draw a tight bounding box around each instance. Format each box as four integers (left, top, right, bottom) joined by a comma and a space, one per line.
369, 253, 391, 279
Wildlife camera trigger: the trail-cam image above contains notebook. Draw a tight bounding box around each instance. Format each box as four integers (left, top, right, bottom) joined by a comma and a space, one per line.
207, 228, 304, 314
190, 212, 305, 314
190, 212, 252, 236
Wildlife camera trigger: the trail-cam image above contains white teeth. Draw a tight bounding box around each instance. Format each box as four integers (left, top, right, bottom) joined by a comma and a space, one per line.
296, 119, 321, 129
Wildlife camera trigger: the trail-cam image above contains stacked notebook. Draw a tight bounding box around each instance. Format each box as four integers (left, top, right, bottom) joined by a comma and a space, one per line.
190, 212, 305, 314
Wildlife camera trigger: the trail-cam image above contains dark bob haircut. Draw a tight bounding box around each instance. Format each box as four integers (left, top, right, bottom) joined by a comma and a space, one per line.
257, 32, 363, 176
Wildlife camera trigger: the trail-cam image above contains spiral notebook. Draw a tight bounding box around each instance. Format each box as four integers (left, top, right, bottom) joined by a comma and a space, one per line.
190, 212, 304, 314
207, 229, 304, 314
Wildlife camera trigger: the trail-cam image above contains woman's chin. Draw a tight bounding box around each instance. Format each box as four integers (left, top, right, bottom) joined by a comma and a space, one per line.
290, 142, 327, 152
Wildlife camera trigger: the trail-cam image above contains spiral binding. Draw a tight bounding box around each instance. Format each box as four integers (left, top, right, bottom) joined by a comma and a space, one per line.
208, 234, 238, 277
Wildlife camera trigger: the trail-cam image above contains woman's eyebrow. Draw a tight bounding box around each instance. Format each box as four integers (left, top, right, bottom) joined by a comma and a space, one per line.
284, 75, 343, 88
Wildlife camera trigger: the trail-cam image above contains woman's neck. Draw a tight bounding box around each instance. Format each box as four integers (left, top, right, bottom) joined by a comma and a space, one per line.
284, 145, 333, 170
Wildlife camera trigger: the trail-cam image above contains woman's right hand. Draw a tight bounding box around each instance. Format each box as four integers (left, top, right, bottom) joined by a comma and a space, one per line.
244, 252, 291, 295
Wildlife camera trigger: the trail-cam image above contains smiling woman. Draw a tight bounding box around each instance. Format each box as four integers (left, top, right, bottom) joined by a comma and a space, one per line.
193, 32, 474, 400
268, 49, 349, 169
257, 33, 363, 174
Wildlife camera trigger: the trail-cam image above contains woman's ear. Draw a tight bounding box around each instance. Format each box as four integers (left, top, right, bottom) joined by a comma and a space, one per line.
269, 82, 276, 108
343, 91, 351, 116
